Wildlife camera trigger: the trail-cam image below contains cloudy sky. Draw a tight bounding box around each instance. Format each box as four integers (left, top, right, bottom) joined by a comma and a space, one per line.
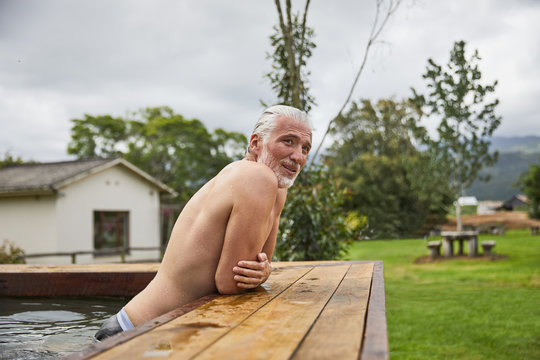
1, 0, 539, 162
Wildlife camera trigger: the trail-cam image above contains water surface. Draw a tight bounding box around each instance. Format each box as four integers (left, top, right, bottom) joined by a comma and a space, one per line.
0, 296, 127, 359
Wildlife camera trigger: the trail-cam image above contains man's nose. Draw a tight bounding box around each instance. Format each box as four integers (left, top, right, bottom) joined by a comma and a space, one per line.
289, 146, 305, 164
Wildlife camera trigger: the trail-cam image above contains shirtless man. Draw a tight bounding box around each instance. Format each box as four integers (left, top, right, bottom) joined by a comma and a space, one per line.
94, 105, 312, 341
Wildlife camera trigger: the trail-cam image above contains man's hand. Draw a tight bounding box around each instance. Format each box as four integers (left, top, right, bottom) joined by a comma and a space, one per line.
232, 252, 272, 289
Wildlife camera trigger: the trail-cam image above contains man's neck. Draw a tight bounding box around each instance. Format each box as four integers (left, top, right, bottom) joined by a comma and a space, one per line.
244, 154, 257, 162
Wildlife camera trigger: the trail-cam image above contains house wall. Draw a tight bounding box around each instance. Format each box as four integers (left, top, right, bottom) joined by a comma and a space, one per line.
54, 165, 162, 264
0, 195, 57, 254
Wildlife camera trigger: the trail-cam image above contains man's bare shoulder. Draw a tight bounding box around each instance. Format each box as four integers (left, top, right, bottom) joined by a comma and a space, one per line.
221, 160, 277, 184
218, 160, 278, 197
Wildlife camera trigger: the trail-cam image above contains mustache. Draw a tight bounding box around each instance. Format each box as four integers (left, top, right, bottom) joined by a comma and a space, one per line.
282, 160, 300, 171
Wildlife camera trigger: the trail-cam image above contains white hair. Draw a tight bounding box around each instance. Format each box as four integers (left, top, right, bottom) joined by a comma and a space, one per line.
252, 105, 312, 140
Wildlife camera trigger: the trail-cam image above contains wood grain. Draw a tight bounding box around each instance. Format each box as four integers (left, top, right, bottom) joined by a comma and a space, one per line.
0, 271, 156, 296
0, 264, 160, 272
360, 261, 389, 360
195, 265, 351, 360
86, 266, 312, 360
66, 293, 221, 360
292, 263, 374, 360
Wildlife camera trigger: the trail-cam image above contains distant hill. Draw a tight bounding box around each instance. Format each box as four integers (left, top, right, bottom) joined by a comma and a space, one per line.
490, 135, 540, 153
465, 136, 540, 201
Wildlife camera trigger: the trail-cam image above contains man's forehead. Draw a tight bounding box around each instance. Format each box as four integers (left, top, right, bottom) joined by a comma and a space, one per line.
273, 116, 312, 140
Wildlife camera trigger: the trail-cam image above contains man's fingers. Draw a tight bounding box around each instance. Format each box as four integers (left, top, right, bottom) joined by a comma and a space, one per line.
233, 266, 262, 278
237, 260, 265, 270
234, 274, 260, 285
236, 282, 258, 289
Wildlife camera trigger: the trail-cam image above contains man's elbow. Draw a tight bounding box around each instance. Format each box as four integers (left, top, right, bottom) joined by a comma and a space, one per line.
215, 278, 242, 295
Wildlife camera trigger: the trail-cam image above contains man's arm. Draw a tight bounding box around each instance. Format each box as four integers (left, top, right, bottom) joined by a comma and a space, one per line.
214, 166, 278, 295
232, 212, 281, 289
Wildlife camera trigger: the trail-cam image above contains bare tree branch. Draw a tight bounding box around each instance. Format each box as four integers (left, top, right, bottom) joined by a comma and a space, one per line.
309, 0, 403, 166
299, 0, 312, 65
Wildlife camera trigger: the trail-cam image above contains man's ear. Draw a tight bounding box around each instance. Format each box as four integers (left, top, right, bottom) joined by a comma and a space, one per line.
249, 134, 263, 157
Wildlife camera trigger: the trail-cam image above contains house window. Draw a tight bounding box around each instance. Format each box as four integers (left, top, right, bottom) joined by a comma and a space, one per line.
94, 211, 129, 255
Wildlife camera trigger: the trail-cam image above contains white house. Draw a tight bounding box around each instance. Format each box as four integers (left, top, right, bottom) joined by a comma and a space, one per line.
0, 158, 176, 264
457, 196, 478, 206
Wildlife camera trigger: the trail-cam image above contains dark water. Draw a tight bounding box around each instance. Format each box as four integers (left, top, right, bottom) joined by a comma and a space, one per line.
0, 297, 128, 360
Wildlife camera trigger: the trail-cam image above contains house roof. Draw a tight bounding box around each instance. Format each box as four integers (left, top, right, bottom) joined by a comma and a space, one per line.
499, 194, 528, 210
0, 158, 177, 197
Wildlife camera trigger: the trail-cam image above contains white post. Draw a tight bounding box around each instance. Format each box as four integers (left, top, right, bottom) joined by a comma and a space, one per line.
456, 199, 463, 231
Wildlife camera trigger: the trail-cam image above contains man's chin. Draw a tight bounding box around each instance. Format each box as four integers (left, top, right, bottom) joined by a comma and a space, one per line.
277, 175, 296, 189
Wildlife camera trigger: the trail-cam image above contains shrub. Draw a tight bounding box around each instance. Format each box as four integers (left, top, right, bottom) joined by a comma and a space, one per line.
0, 239, 26, 264
274, 165, 362, 261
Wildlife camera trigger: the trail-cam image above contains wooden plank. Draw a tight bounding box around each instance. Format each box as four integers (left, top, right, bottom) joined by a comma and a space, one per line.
196, 265, 351, 360
360, 261, 389, 360
292, 263, 374, 360
273, 260, 376, 269
0, 264, 160, 273
0, 264, 159, 296
272, 260, 345, 268
0, 271, 156, 297
84, 266, 313, 360
67, 293, 221, 360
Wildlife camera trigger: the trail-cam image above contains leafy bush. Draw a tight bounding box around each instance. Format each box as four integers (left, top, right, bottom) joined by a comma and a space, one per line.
519, 159, 540, 219
0, 239, 26, 264
274, 165, 361, 261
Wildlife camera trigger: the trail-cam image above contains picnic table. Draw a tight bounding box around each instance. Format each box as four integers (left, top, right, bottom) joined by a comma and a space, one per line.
0, 261, 387, 360
441, 231, 479, 257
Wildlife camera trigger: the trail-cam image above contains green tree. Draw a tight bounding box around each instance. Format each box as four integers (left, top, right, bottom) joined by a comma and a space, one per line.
520, 159, 540, 219
0, 151, 26, 169
411, 40, 501, 230
68, 106, 247, 202
325, 98, 451, 238
68, 114, 126, 158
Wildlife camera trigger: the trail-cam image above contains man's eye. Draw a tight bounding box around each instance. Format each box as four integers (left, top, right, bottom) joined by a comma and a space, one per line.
283, 139, 292, 144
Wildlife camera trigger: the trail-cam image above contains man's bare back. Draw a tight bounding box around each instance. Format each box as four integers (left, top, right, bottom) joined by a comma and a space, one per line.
93, 105, 312, 341
124, 160, 287, 325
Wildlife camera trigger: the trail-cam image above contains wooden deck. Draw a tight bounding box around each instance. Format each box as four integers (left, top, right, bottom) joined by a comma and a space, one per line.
1, 261, 387, 359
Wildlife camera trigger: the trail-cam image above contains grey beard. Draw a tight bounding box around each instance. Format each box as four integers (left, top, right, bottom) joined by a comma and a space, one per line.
258, 145, 296, 188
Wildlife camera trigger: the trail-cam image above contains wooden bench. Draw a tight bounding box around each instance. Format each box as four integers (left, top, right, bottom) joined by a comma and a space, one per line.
427, 241, 442, 259
1, 261, 388, 360
481, 240, 496, 256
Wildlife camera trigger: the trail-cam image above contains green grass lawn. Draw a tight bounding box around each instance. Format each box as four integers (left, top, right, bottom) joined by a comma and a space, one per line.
342, 229, 540, 360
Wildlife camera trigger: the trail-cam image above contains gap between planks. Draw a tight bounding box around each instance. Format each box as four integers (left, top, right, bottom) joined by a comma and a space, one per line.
194, 264, 370, 360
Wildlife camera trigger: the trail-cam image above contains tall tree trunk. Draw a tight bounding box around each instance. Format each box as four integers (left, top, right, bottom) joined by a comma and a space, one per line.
274, 0, 301, 108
